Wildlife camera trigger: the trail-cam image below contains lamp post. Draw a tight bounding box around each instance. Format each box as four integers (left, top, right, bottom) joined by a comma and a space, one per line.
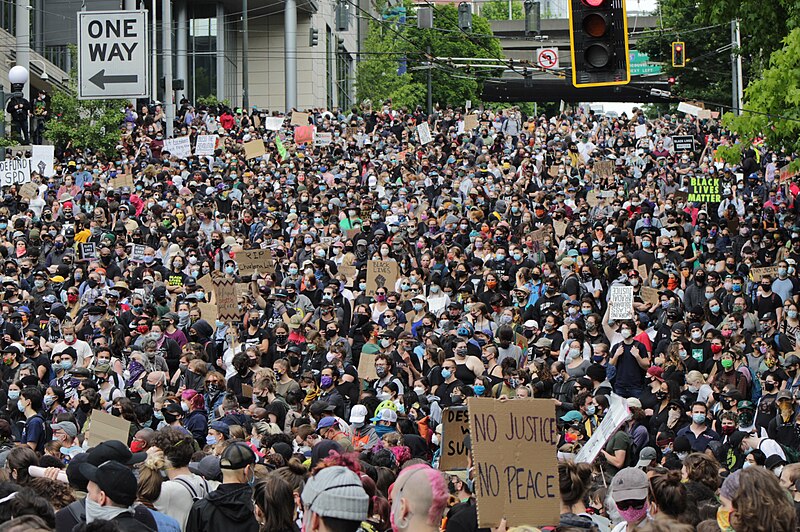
1, 65, 29, 140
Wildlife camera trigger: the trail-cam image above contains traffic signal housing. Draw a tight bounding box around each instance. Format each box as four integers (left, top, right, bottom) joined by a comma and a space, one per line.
672, 41, 685, 67
309, 28, 319, 47
568, 0, 631, 88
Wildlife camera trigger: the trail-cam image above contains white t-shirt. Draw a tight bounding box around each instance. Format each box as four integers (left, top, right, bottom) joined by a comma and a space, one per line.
52, 339, 93, 367
154, 474, 212, 530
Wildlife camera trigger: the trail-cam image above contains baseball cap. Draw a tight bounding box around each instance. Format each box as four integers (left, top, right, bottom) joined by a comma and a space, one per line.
309, 401, 336, 417
349, 404, 368, 424
611, 467, 649, 502
79, 460, 138, 506
220, 442, 256, 470
635, 447, 657, 468
50, 421, 78, 438
371, 408, 398, 423
316, 417, 339, 431
647, 366, 664, 382
87, 440, 146, 466
560, 411, 583, 423
188, 455, 222, 482
301, 466, 369, 521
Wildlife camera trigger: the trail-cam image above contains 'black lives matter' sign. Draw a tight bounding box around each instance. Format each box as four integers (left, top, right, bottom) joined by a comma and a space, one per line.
687, 176, 720, 204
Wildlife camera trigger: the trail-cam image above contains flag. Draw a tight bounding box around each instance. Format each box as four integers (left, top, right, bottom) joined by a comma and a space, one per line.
275, 135, 288, 161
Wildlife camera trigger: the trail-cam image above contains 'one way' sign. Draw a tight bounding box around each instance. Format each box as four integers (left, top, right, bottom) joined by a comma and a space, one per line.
78, 10, 149, 100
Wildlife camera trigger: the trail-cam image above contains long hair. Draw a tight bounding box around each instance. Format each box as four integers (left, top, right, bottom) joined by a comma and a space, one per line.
253, 476, 299, 532
731, 467, 797, 532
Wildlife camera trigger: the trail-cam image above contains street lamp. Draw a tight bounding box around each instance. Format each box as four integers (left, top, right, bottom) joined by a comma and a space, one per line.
1, 65, 29, 140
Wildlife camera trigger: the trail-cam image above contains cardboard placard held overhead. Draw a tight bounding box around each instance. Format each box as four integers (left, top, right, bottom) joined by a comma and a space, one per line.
553, 219, 567, 238
78, 242, 97, 262
468, 398, 560, 528
594, 160, 614, 178
634, 124, 648, 139
439, 407, 470, 471
264, 116, 284, 131
87, 409, 132, 448
366, 260, 400, 297
463, 114, 479, 131
291, 111, 310, 126
609, 285, 634, 320
640, 286, 660, 306
115, 174, 134, 189
636, 264, 648, 280
18, 182, 39, 200
213, 278, 239, 322
197, 274, 214, 295
750, 266, 780, 280
417, 122, 433, 145
687, 176, 720, 204
243, 139, 267, 160
197, 302, 218, 325
163, 136, 192, 159
357, 352, 379, 381
294, 125, 315, 145
31, 145, 55, 177
235, 248, 276, 275
195, 134, 218, 156
529, 227, 549, 254
129, 244, 147, 263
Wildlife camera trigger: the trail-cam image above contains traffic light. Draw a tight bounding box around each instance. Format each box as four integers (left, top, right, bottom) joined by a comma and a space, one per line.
458, 2, 472, 32
309, 28, 319, 47
672, 41, 685, 67
668, 76, 676, 86
524, 0, 541, 37
567, 0, 631, 88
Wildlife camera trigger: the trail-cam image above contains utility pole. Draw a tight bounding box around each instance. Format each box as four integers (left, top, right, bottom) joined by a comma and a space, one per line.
426, 45, 432, 116
16, 0, 30, 102
284, 0, 297, 111
163, 0, 173, 137
242, 0, 249, 110
731, 19, 743, 115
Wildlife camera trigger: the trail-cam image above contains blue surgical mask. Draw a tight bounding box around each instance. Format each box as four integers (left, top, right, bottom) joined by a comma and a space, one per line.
7, 390, 19, 400
206, 435, 218, 446
586, 405, 596, 416
441, 369, 452, 379
473, 385, 485, 396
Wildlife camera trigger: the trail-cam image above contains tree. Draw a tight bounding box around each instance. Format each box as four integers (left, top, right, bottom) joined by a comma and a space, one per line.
46, 74, 126, 158
356, 3, 503, 109
723, 27, 800, 154
480, 0, 524, 21
635, 0, 731, 104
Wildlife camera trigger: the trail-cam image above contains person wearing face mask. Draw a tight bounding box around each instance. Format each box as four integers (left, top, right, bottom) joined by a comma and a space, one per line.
434, 360, 464, 407
682, 269, 709, 311
758, 312, 793, 355
52, 323, 94, 368
349, 404, 379, 451
712, 351, 749, 400
768, 390, 800, 451
608, 467, 650, 531
78, 460, 157, 532
676, 401, 720, 452
316, 366, 346, 419
608, 320, 650, 398
185, 442, 259, 532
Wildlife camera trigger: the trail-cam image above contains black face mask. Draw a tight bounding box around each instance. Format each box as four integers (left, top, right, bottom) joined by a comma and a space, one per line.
289, 356, 301, 367
79, 402, 92, 413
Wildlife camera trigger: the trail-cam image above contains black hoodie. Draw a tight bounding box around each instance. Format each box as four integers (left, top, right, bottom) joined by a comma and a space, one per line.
185, 483, 258, 532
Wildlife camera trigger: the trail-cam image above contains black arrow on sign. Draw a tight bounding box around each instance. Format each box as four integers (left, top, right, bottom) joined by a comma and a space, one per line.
89, 70, 138, 89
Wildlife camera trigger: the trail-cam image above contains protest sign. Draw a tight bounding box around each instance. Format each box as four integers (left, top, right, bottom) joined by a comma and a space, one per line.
576, 394, 630, 463
553, 219, 567, 238
529, 227, 549, 254
291, 111, 310, 126
672, 135, 694, 152
464, 114, 478, 131
780, 164, 798, 183
468, 398, 560, 528
366, 260, 399, 297
31, 145, 55, 177
357, 352, 378, 381
78, 242, 97, 262
19, 182, 38, 200
339, 264, 358, 283
242, 384, 254, 399
213, 278, 239, 322
194, 135, 218, 156
294, 125, 315, 145
264, 116, 284, 131
275, 135, 288, 160
641, 286, 660, 306
417, 122, 433, 145
586, 190, 599, 207
197, 302, 217, 324
235, 248, 275, 275
636, 264, 648, 281
677, 101, 703, 117
750, 266, 780, 280
609, 285, 634, 320
115, 173, 134, 189
243, 139, 267, 160
688, 176, 720, 204
673, 190, 689, 204
87, 409, 132, 448
698, 109, 712, 119
163, 136, 192, 159
439, 407, 470, 471
315, 132, 333, 146
197, 274, 214, 295
594, 160, 614, 178
129, 244, 147, 263
634, 124, 648, 139
0, 158, 31, 186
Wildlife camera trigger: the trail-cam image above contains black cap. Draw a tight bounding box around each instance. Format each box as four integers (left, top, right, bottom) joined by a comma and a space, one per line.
79, 460, 138, 506
87, 440, 146, 466
309, 400, 336, 417
219, 442, 256, 470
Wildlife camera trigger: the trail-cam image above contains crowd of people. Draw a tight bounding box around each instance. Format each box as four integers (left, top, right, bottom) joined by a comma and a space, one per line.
0, 97, 795, 532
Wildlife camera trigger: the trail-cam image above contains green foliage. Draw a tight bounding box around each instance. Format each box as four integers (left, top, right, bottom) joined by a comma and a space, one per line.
635, 0, 731, 104
723, 28, 800, 154
356, 4, 503, 109
480, 0, 524, 21
46, 74, 125, 158
713, 144, 743, 165
196, 95, 231, 109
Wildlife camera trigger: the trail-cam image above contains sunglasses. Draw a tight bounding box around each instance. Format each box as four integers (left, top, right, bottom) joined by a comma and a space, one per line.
616, 500, 646, 511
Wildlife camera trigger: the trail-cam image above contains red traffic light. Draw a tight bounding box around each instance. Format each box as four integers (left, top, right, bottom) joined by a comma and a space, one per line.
668, 76, 676, 84
581, 0, 606, 6
674, 44, 683, 52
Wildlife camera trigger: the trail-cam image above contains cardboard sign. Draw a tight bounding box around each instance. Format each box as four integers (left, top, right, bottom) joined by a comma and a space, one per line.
31, 145, 55, 177
242, 384, 254, 399
464, 114, 478, 131
529, 227, 549, 254
750, 266, 780, 280
130, 244, 147, 263
366, 260, 399, 297
264, 116, 284, 131
576, 394, 630, 463
636, 264, 648, 280
19, 182, 38, 200
594, 160, 614, 178
634, 124, 648, 139
780, 164, 798, 183
235, 248, 275, 275
294, 125, 315, 145
677, 101, 703, 117
197, 301, 217, 324
197, 274, 214, 295
553, 219, 567, 238
344, 126, 358, 139
115, 173, 134, 189
87, 409, 132, 448
291, 111, 310, 126
78, 242, 97, 262
672, 135, 694, 152
688, 176, 720, 204
468, 398, 560, 528
641, 286, 660, 305
243, 139, 267, 160
439, 407, 470, 471
357, 352, 379, 381
417, 122, 433, 145
673, 190, 689, 204
339, 264, 357, 283
609, 285, 634, 320
315, 132, 333, 146
213, 278, 239, 322
163, 136, 192, 159
195, 134, 218, 156
0, 158, 31, 186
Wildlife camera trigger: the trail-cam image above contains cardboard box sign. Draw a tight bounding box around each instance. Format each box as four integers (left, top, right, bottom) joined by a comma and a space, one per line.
213, 278, 239, 322
366, 260, 399, 297
235, 248, 276, 275
609, 285, 634, 320
468, 398, 560, 528
357, 352, 379, 381
439, 407, 470, 471
87, 409, 131, 448
78, 242, 97, 262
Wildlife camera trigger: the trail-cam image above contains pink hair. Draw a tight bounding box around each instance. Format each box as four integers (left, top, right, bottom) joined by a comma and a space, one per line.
397, 464, 449, 526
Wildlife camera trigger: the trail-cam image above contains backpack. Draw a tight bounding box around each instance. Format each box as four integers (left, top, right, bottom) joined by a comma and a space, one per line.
32, 414, 52, 445
780, 443, 800, 464
174, 477, 210, 502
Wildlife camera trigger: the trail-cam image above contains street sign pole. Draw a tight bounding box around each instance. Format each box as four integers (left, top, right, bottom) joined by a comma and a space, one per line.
77, 10, 149, 100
